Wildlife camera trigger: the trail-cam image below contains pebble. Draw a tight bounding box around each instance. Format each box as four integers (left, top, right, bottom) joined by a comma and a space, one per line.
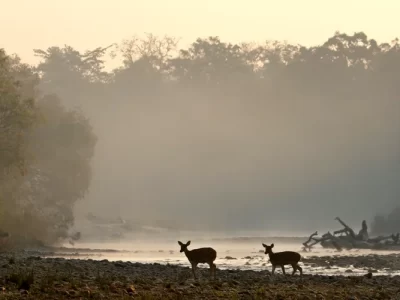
0, 251, 398, 299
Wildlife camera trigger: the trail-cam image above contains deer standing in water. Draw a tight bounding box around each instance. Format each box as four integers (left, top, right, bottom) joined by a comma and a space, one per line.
262, 243, 303, 277
178, 241, 217, 279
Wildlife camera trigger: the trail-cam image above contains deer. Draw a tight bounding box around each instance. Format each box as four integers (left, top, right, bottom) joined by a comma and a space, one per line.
178, 241, 217, 279
262, 243, 303, 277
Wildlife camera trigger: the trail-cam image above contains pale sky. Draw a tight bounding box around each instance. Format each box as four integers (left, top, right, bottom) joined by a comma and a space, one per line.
1, 0, 399, 67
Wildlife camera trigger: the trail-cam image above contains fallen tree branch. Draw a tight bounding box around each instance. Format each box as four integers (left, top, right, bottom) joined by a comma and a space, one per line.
334, 217, 356, 239
302, 231, 318, 251
333, 228, 349, 236
302, 217, 400, 251
367, 235, 392, 243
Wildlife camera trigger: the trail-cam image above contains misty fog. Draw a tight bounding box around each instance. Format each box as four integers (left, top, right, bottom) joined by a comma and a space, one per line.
2, 32, 399, 243
66, 34, 400, 234
79, 95, 394, 232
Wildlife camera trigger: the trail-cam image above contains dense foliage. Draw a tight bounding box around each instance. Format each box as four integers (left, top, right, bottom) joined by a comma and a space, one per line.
371, 207, 400, 235
0, 49, 97, 245
1, 31, 399, 240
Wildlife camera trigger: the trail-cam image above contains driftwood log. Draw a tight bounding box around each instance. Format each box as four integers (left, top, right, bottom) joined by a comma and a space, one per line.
302, 217, 400, 251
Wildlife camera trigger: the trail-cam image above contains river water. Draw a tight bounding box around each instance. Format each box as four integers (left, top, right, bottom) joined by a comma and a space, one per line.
46, 238, 400, 276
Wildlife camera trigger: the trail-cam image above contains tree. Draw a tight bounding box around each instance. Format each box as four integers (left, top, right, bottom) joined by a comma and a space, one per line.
33, 45, 112, 113
1, 48, 97, 245
16, 94, 97, 243
115, 33, 179, 72
6, 30, 399, 234
1, 49, 39, 242
0, 49, 38, 192
372, 207, 400, 235
169, 36, 254, 87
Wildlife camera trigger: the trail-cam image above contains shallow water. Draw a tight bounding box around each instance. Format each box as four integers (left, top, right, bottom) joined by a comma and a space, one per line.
48, 239, 400, 276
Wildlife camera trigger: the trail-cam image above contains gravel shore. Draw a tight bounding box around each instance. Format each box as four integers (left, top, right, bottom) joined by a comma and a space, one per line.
0, 251, 400, 299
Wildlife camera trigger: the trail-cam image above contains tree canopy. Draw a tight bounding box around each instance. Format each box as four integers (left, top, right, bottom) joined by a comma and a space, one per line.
1, 31, 399, 239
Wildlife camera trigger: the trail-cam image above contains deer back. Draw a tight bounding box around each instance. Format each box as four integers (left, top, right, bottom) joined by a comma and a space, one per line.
269, 251, 301, 265
186, 247, 217, 264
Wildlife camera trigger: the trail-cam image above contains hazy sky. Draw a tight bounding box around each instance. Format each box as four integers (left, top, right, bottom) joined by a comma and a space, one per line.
2, 0, 400, 66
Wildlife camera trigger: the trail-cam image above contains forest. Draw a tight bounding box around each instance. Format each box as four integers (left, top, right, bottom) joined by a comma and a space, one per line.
1, 31, 399, 246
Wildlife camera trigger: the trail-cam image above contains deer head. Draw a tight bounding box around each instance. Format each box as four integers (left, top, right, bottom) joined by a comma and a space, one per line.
262, 243, 274, 254
178, 240, 191, 252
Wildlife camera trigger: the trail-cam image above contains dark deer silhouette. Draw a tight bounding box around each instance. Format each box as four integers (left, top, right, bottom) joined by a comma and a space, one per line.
262, 243, 303, 276
178, 241, 217, 279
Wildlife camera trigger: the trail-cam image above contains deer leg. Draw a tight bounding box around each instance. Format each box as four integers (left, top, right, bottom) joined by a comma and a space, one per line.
291, 264, 297, 275
213, 263, 217, 279
297, 265, 303, 277
191, 263, 198, 280
208, 262, 213, 278
209, 263, 216, 279
281, 265, 286, 275
271, 265, 276, 276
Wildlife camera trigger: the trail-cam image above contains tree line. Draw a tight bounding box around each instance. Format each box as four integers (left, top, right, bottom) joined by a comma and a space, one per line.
1, 31, 399, 243
0, 49, 97, 246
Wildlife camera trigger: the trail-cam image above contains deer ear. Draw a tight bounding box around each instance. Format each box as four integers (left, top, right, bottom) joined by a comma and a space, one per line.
271, 243, 274, 248
262, 243, 267, 248
186, 241, 191, 246
178, 241, 183, 246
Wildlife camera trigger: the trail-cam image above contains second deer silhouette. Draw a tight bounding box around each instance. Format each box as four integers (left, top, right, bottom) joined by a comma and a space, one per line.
178, 241, 217, 279
262, 243, 303, 276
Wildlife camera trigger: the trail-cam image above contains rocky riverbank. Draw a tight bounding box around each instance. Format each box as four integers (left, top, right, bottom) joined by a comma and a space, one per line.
302, 253, 400, 271
0, 251, 400, 299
